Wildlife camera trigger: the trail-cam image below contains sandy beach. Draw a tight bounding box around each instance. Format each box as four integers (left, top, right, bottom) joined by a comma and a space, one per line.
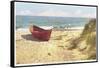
15, 29, 94, 64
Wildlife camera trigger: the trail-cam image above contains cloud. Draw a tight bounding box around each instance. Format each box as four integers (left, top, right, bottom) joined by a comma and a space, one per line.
36, 9, 69, 17
16, 9, 96, 18
74, 10, 96, 18
16, 10, 35, 16
82, 13, 96, 18
75, 10, 82, 15
36, 9, 96, 18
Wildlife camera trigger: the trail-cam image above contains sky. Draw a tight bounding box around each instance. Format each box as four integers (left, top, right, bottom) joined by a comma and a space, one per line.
15, 2, 97, 18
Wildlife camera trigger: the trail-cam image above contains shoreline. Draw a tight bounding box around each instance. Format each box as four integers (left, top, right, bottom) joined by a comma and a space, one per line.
16, 26, 84, 31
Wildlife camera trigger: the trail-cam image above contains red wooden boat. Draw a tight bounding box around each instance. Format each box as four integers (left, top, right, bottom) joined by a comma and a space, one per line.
29, 25, 52, 41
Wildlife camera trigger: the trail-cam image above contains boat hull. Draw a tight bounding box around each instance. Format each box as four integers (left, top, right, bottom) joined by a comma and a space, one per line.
30, 25, 52, 41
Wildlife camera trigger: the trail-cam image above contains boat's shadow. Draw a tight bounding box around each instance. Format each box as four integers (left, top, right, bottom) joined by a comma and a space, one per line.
21, 34, 46, 42
21, 34, 40, 41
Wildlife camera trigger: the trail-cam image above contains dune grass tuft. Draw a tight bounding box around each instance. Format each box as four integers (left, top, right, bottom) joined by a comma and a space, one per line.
70, 19, 96, 59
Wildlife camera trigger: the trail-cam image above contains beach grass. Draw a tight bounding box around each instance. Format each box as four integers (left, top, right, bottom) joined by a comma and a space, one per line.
70, 19, 96, 59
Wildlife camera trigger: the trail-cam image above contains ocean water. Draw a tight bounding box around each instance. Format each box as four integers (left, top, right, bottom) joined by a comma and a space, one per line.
16, 15, 90, 29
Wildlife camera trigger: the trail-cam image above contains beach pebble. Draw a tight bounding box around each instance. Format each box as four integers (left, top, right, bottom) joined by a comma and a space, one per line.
48, 53, 51, 56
